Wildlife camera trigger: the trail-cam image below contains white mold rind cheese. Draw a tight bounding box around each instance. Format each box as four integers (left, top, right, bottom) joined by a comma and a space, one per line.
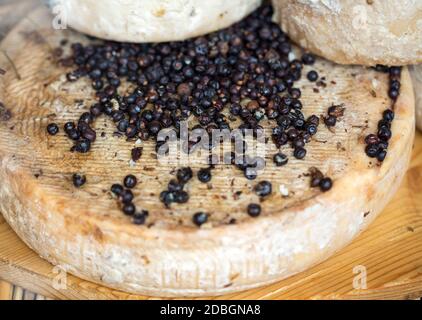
272, 0, 422, 66
49, 0, 262, 43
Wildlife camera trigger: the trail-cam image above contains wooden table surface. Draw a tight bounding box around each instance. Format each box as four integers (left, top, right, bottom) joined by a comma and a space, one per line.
0, 0, 421, 300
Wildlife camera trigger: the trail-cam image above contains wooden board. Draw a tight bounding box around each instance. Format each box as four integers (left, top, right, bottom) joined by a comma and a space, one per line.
0, 131, 421, 300
0, 2, 421, 299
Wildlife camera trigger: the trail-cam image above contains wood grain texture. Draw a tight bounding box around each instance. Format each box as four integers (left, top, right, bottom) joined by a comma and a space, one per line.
0, 131, 421, 300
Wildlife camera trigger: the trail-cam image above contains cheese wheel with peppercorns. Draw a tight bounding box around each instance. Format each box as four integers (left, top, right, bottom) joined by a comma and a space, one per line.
410, 65, 422, 131
47, 0, 262, 43
272, 0, 422, 66
0, 6, 416, 297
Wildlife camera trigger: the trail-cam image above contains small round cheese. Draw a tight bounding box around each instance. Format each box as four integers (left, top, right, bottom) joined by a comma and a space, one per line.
48, 0, 262, 43
272, 0, 422, 66
410, 65, 422, 131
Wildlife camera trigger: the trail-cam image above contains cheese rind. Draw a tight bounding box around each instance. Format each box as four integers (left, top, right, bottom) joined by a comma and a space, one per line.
49, 0, 262, 43
272, 0, 422, 66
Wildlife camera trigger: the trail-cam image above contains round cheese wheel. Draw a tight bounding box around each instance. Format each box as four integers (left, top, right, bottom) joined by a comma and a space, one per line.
272, 0, 422, 66
47, 0, 262, 43
410, 65, 422, 131
0, 8, 416, 297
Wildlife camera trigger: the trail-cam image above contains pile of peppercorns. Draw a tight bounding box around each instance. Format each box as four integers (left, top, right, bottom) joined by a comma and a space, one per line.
45, 4, 329, 225
365, 66, 401, 162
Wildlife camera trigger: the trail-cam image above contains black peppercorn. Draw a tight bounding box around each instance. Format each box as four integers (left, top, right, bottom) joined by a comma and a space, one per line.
64, 122, 75, 133
90, 103, 103, 117
174, 190, 189, 203
147, 120, 162, 135
244, 169, 258, 180
193, 212, 209, 226
309, 167, 324, 188
72, 173, 86, 188
319, 178, 333, 192
168, 179, 184, 192
365, 134, 379, 145
389, 66, 401, 78
293, 147, 307, 159
197, 168, 212, 183
92, 79, 104, 90
131, 147, 143, 162
80, 125, 96, 142
273, 153, 288, 167
74, 139, 91, 153
255, 181, 272, 197
117, 119, 129, 132
388, 88, 399, 100
307, 70, 319, 82
365, 144, 379, 158
120, 189, 134, 204
133, 211, 148, 225
67, 129, 80, 141
177, 167, 193, 184
122, 203, 136, 216
377, 149, 387, 162
383, 109, 394, 122
378, 127, 392, 141
111, 184, 124, 196
302, 53, 316, 65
